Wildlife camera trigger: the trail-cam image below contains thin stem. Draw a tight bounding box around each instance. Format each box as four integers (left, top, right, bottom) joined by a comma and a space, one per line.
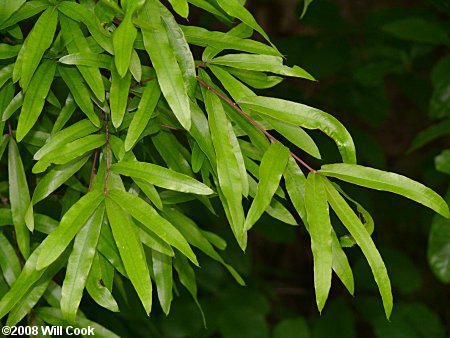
103, 111, 111, 195
7, 121, 13, 138
88, 110, 104, 192
196, 77, 318, 173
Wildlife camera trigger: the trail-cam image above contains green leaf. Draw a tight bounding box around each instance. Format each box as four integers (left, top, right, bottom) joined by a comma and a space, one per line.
97, 222, 126, 276
18, 7, 57, 91
134, 178, 163, 210
0, 44, 22, 59
33, 134, 105, 173
227, 68, 283, 89
211, 54, 314, 80
382, 18, 449, 45
59, 14, 106, 102
58, 2, 113, 54
139, 226, 175, 257
110, 161, 213, 195
59, 52, 112, 69
320, 163, 450, 218
245, 142, 290, 230
61, 203, 105, 323
110, 64, 131, 128
187, 0, 232, 23
51, 93, 77, 134
58, 66, 101, 127
0, 0, 26, 26
113, 12, 137, 77
181, 25, 279, 57
435, 150, 450, 174
239, 96, 356, 164
105, 198, 152, 314
428, 212, 450, 283
107, 189, 198, 265
141, 4, 191, 130
0, 65, 14, 89
0, 1, 48, 30
300, 0, 314, 18
168, 0, 189, 18
86, 253, 119, 312
323, 178, 393, 318
203, 84, 246, 249
35, 119, 99, 161
305, 173, 332, 313
16, 60, 56, 142
129, 49, 142, 82
0, 232, 21, 287
408, 119, 450, 153
331, 229, 354, 295
151, 250, 173, 315
8, 138, 30, 256
36, 191, 104, 270
163, 208, 245, 285
32, 156, 89, 205
215, 0, 280, 54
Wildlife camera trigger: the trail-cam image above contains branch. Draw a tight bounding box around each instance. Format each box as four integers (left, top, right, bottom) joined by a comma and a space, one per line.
196, 76, 317, 173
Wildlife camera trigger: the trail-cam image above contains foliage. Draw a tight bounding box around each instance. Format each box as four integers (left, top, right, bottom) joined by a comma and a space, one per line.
0, 0, 448, 336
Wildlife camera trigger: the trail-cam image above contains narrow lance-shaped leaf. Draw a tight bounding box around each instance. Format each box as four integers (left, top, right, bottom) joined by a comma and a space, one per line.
61, 203, 105, 323
0, 1, 48, 30
36, 191, 104, 270
16, 60, 56, 142
151, 250, 173, 315
51, 93, 77, 134
0, 0, 26, 25
111, 161, 213, 195
0, 233, 21, 287
105, 198, 152, 314
323, 177, 393, 318
8, 138, 30, 256
245, 142, 290, 230
304, 173, 332, 313
239, 96, 356, 164
113, 10, 137, 77
330, 229, 354, 295
108, 189, 198, 265
110, 64, 131, 128
320, 163, 450, 218
167, 0, 189, 18
140, 1, 191, 130
0, 65, 13, 88
18, 7, 57, 91
202, 83, 246, 249
59, 52, 113, 70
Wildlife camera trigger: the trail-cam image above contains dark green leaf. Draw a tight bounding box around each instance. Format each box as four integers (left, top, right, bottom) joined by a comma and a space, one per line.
151, 250, 173, 315
0, 232, 21, 287
113, 12, 137, 77
382, 18, 449, 45
428, 212, 450, 283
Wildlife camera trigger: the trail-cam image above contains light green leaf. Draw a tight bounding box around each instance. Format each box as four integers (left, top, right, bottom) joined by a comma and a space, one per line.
0, 64, 14, 88
211, 54, 314, 80
61, 203, 105, 323
245, 142, 290, 230
181, 25, 279, 56
320, 163, 450, 218
110, 161, 213, 195
58, 66, 101, 127
305, 173, 332, 313
1, 91, 23, 124
168, 0, 189, 18
58, 2, 113, 54
0, 233, 21, 286
32, 156, 90, 205
8, 138, 30, 256
16, 60, 56, 141
113, 12, 137, 77
238, 96, 356, 164
35, 119, 99, 161
110, 64, 131, 128
51, 93, 77, 135
0, 1, 48, 30
202, 83, 246, 249
107, 189, 198, 265
323, 177, 392, 318
105, 198, 152, 314
152, 131, 193, 176
97, 222, 126, 276
139, 226, 175, 257
215, 0, 279, 54
18, 7, 57, 91
0, 44, 22, 59
151, 250, 173, 315
0, 0, 26, 26
59, 13, 106, 102
141, 5, 191, 130
134, 178, 163, 210
331, 229, 354, 295
36, 191, 104, 270
33, 134, 105, 173
227, 67, 283, 89
187, 0, 232, 23
129, 49, 142, 82
59, 53, 112, 69
86, 253, 119, 312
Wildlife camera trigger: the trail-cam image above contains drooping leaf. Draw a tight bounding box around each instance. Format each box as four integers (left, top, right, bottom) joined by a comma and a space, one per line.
51, 93, 77, 134
0, 233, 21, 287
108, 189, 198, 265
187, 0, 231, 23
8, 138, 30, 256
151, 250, 173, 315
105, 198, 152, 314
245, 142, 290, 230
0, 0, 26, 26
17, 7, 57, 91
305, 173, 333, 313
428, 212, 450, 283
36, 191, 104, 270
16, 60, 56, 141
0, 44, 21, 59
323, 178, 393, 318
59, 52, 112, 70
239, 96, 356, 164
61, 203, 105, 323
167, 0, 189, 18
408, 119, 450, 153
320, 163, 450, 218
140, 1, 191, 130
331, 229, 354, 295
110, 64, 131, 128
113, 12, 137, 77
110, 161, 213, 195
